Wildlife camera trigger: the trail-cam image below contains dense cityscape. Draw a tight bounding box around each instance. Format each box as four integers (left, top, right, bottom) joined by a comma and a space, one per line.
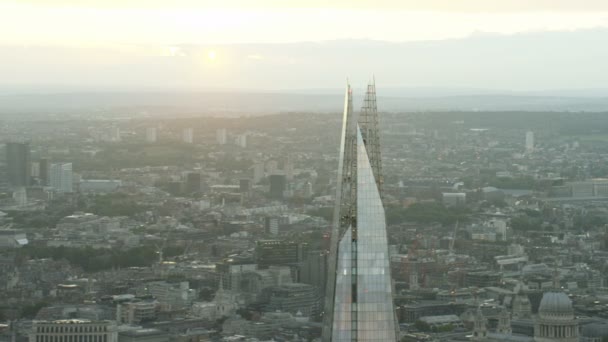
1, 89, 608, 342
7, 0, 608, 341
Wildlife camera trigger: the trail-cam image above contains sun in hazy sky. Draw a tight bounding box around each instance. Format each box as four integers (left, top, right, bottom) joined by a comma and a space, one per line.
3, 0, 608, 91
2, 0, 608, 46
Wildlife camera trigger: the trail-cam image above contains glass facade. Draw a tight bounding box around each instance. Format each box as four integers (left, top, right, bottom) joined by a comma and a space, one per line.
329, 128, 397, 341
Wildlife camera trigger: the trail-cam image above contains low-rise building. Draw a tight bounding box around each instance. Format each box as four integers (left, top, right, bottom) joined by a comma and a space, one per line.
118, 329, 168, 342
419, 314, 463, 329
29, 320, 118, 342
442, 193, 466, 207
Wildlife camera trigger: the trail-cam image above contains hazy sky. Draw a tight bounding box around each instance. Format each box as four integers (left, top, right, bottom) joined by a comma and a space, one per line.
3, 1, 608, 45
2, 1, 608, 91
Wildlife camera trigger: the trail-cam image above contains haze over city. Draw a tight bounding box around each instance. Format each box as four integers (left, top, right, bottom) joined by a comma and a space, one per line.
3, 1, 608, 95
3, 2, 608, 342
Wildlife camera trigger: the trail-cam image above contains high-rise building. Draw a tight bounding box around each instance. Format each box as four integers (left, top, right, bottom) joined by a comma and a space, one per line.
216, 258, 258, 291
146, 127, 157, 143
235, 134, 247, 148
252, 162, 265, 184
264, 217, 280, 235
166, 181, 183, 196
284, 157, 294, 180
6, 142, 31, 188
30, 161, 40, 179
39, 158, 50, 186
300, 250, 328, 296
303, 181, 314, 198
185, 172, 202, 194
266, 160, 278, 174
147, 281, 195, 310
239, 178, 251, 193
216, 128, 227, 145
110, 126, 121, 142
50, 163, 73, 193
13, 187, 27, 206
358, 79, 383, 195
0, 145, 8, 192
525, 131, 534, 152
268, 174, 286, 199
182, 128, 194, 144
323, 81, 398, 341
260, 283, 320, 317
256, 240, 307, 268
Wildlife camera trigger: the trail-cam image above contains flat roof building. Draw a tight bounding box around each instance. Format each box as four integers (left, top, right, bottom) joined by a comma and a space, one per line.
29, 320, 118, 342
118, 329, 168, 342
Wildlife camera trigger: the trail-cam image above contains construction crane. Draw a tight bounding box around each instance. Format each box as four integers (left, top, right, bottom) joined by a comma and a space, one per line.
407, 235, 427, 288
154, 230, 172, 264
178, 240, 194, 261
154, 240, 166, 264
449, 220, 459, 257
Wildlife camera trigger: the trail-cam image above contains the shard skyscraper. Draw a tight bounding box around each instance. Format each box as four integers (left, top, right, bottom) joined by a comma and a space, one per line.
322, 81, 398, 341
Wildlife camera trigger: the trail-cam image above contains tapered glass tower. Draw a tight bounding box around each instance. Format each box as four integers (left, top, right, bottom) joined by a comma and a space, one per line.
322, 81, 398, 341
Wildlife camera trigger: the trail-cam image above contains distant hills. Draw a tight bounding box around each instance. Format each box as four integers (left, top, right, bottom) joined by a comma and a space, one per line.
3, 28, 608, 116
2, 91, 608, 118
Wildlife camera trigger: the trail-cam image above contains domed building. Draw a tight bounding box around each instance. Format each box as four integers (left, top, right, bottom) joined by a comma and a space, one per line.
534, 292, 578, 342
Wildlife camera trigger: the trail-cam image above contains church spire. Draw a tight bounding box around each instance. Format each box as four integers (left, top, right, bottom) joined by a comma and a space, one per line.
497, 307, 512, 335
473, 306, 488, 341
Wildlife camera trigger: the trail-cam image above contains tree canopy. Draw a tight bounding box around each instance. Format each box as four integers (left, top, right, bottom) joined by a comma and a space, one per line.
386, 202, 470, 225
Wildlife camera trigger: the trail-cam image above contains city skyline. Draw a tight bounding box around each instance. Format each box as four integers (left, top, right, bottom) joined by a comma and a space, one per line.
3, 2, 608, 342
2, 97, 608, 342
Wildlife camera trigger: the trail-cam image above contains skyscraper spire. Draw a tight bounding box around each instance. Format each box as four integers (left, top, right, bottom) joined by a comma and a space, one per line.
322, 80, 397, 341
323, 83, 356, 342
358, 78, 383, 196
